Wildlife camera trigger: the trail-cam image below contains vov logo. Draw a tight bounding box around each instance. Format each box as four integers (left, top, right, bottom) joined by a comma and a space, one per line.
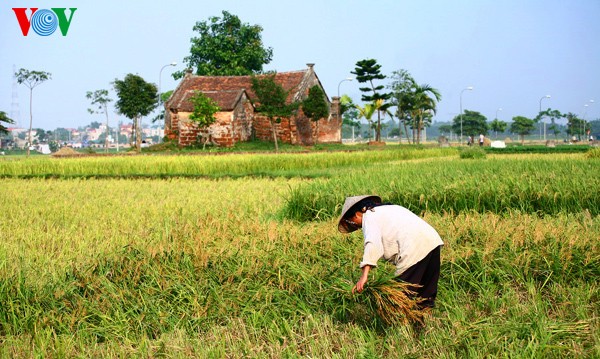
12, 8, 77, 36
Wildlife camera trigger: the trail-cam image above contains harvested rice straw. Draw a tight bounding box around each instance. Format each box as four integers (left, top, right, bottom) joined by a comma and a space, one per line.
362, 278, 424, 325
331, 274, 425, 326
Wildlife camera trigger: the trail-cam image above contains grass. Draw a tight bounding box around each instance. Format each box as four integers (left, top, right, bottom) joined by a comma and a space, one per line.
0, 146, 455, 179
0, 148, 598, 357
282, 154, 600, 221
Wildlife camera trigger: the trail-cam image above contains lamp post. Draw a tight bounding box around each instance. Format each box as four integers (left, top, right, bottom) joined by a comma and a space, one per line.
495, 108, 502, 139
158, 62, 177, 142
337, 77, 353, 140
539, 95, 550, 140
337, 77, 353, 98
459, 86, 473, 145
582, 100, 594, 141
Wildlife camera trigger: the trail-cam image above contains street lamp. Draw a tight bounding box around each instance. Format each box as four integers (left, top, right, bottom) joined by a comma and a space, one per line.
539, 95, 550, 140
582, 100, 594, 141
337, 77, 353, 98
495, 108, 502, 120
158, 62, 177, 142
459, 86, 473, 145
337, 77, 353, 141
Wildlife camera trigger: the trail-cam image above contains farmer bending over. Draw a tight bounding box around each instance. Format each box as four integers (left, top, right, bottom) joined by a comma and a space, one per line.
338, 195, 444, 309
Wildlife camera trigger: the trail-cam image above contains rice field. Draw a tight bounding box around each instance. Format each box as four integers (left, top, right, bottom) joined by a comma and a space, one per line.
0, 149, 598, 358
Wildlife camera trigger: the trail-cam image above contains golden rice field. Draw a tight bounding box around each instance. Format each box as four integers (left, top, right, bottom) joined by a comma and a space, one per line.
0, 149, 598, 358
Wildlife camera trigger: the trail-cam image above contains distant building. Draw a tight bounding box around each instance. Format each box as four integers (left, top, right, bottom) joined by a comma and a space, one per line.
164, 64, 341, 147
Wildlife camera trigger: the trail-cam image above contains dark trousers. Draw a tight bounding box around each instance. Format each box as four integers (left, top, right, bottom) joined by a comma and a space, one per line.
396, 246, 441, 309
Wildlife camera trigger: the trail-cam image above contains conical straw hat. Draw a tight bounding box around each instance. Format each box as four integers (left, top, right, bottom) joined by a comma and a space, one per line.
337, 195, 381, 233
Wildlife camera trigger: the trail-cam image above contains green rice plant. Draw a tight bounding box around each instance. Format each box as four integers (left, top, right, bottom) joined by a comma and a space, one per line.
1, 150, 599, 357
459, 146, 486, 159
586, 147, 600, 159
0, 147, 455, 179
282, 154, 600, 221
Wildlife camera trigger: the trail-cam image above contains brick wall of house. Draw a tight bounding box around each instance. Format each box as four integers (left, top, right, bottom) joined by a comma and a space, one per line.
231, 96, 253, 143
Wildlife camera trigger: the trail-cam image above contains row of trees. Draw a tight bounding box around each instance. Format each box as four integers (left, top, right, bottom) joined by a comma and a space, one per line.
342, 61, 442, 145
440, 108, 593, 144
341, 60, 596, 145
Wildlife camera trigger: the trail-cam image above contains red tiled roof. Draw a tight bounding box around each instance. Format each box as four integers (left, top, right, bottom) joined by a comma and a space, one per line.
177, 89, 246, 112
167, 70, 307, 112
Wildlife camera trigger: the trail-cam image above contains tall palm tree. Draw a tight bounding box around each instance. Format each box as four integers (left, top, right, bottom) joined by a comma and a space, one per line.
356, 102, 376, 141
408, 84, 441, 144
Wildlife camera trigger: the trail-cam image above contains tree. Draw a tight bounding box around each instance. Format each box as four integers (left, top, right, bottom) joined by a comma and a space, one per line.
0, 111, 15, 149
489, 119, 508, 139
565, 112, 586, 140
407, 84, 441, 144
15, 68, 52, 156
355, 102, 377, 140
536, 108, 565, 140
0, 111, 14, 135
174, 11, 273, 79
510, 116, 535, 144
188, 91, 221, 149
341, 95, 360, 141
351, 59, 391, 142
301, 85, 329, 145
54, 128, 72, 142
438, 124, 453, 136
250, 74, 299, 152
113, 74, 157, 152
86, 89, 112, 152
34, 128, 49, 143
452, 110, 489, 141
388, 69, 416, 144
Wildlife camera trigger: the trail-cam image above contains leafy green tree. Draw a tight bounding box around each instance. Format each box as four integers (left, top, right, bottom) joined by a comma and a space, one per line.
174, 11, 273, 79
351, 59, 391, 142
53, 128, 71, 142
34, 128, 49, 143
510, 116, 535, 144
86, 89, 112, 152
301, 85, 329, 145
188, 91, 221, 149
536, 108, 565, 140
15, 68, 52, 156
341, 95, 360, 140
355, 102, 377, 140
407, 84, 441, 144
250, 74, 299, 153
452, 110, 489, 141
113, 74, 157, 152
388, 69, 416, 144
0, 111, 14, 135
548, 123, 562, 139
0, 111, 14, 149
489, 119, 507, 139
438, 124, 453, 135
565, 112, 586, 140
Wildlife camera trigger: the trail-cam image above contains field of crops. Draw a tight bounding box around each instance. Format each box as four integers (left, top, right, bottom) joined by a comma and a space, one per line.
0, 148, 598, 357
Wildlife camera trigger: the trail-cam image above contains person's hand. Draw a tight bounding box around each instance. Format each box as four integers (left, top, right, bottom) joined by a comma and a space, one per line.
352, 274, 368, 294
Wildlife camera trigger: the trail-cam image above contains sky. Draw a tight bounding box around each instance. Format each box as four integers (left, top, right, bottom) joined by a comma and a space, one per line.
1, 0, 599, 130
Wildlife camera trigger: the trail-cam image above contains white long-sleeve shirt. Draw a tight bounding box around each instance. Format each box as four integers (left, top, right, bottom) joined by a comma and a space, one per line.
360, 205, 444, 275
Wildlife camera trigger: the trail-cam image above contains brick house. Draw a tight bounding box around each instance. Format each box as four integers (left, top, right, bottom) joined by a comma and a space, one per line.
164, 64, 341, 147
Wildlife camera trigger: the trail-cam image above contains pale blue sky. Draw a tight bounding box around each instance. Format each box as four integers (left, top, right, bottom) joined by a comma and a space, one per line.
1, 0, 599, 130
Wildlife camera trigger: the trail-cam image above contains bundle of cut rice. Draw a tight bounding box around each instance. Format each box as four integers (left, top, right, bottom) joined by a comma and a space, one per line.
331, 274, 425, 326
361, 277, 424, 325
